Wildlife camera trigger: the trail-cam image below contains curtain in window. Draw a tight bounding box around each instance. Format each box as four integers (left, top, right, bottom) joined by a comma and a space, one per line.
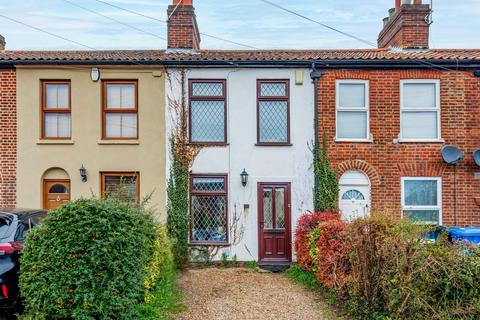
404, 180, 438, 206
44, 113, 71, 137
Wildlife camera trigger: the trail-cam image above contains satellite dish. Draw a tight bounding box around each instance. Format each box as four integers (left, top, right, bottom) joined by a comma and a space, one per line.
473, 150, 480, 166
441, 146, 464, 165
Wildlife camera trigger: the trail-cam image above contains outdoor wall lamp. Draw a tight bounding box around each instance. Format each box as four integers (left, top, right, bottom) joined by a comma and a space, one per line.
240, 169, 249, 187
90, 67, 101, 82
79, 164, 88, 182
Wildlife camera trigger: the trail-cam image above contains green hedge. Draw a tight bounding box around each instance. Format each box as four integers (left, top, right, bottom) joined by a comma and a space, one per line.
19, 198, 159, 320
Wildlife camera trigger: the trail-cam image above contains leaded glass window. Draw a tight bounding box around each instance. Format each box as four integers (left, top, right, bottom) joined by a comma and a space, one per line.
257, 80, 290, 144
190, 175, 228, 244
189, 80, 226, 143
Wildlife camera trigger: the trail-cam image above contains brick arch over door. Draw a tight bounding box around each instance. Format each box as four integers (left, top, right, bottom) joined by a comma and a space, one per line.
336, 160, 381, 210
337, 160, 380, 186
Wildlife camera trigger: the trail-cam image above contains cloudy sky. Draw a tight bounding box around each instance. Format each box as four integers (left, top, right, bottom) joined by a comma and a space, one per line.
0, 0, 478, 50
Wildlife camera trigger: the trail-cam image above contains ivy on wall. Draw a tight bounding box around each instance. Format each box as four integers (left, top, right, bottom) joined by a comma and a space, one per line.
166, 69, 199, 267
314, 134, 339, 212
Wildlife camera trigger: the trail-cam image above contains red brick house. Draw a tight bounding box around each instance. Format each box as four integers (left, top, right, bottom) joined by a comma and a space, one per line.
0, 0, 479, 240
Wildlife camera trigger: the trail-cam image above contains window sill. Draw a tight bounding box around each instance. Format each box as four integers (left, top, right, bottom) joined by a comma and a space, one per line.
98, 140, 140, 145
255, 143, 293, 147
189, 242, 230, 247
188, 142, 229, 147
394, 138, 445, 144
37, 140, 75, 145
335, 138, 373, 143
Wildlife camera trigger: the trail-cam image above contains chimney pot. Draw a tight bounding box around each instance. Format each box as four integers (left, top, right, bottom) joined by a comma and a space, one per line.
172, 0, 192, 5
0, 35, 5, 50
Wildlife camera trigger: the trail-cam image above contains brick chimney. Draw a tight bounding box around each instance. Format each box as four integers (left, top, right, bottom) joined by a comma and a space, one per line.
0, 35, 5, 50
167, 0, 201, 50
378, 0, 432, 49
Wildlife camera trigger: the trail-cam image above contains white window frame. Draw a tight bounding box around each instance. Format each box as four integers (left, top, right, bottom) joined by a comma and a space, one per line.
401, 177, 442, 225
335, 80, 370, 142
399, 79, 441, 142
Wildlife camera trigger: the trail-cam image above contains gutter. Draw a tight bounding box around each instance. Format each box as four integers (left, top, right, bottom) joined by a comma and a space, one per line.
0, 59, 479, 69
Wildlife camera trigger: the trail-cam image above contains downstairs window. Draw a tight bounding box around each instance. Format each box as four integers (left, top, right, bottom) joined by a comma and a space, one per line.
401, 177, 442, 225
190, 175, 228, 244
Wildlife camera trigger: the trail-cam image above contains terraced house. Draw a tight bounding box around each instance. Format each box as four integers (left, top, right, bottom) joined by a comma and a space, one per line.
0, 0, 479, 264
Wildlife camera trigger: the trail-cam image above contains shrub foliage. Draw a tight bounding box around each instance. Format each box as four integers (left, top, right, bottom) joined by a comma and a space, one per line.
295, 211, 480, 320
20, 198, 157, 320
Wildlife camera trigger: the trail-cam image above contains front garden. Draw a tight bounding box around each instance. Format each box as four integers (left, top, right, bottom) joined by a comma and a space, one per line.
18, 197, 183, 320
292, 211, 480, 320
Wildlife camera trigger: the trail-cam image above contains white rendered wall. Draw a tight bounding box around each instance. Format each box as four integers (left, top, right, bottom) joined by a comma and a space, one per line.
166, 68, 314, 262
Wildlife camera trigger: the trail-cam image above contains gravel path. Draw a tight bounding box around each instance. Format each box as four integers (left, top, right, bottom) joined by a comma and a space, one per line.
177, 268, 324, 320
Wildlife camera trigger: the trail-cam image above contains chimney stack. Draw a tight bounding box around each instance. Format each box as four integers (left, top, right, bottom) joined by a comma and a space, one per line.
378, 0, 431, 49
0, 35, 5, 50
167, 0, 201, 50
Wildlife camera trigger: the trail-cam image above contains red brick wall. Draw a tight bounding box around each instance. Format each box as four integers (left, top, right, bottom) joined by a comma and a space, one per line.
378, 4, 430, 49
0, 68, 16, 208
318, 69, 480, 226
167, 4, 201, 50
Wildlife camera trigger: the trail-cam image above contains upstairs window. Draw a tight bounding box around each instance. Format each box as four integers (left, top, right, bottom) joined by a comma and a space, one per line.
336, 80, 369, 141
190, 175, 228, 244
101, 172, 139, 202
42, 81, 71, 139
401, 177, 442, 225
400, 80, 440, 141
257, 80, 290, 145
189, 80, 226, 144
102, 81, 138, 139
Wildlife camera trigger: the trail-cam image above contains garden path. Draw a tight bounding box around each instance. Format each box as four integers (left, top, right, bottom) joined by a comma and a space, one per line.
177, 267, 325, 320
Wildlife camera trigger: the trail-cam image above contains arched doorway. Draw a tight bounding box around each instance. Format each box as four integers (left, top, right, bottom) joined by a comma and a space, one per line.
339, 170, 371, 221
42, 168, 71, 210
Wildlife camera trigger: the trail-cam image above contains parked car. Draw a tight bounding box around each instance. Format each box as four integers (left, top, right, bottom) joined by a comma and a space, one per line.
0, 209, 47, 313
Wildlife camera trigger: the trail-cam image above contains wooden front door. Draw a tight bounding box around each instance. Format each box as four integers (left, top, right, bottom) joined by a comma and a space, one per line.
258, 183, 291, 263
43, 179, 70, 210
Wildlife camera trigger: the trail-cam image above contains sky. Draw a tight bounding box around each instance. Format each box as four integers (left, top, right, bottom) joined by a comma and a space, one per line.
0, 0, 479, 51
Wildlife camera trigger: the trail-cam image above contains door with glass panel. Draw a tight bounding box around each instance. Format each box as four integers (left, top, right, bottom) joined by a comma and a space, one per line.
258, 183, 291, 263
43, 179, 70, 210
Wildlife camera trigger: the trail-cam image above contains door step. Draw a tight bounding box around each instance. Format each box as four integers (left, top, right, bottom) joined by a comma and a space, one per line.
258, 263, 291, 273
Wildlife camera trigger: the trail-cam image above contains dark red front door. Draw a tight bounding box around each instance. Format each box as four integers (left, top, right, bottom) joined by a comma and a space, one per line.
258, 183, 291, 263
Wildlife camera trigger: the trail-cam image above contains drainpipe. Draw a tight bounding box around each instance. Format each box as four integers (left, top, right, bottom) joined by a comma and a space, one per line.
310, 63, 324, 210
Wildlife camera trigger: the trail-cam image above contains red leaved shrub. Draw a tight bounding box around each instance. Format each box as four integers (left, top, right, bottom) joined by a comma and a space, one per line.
294, 211, 340, 270
311, 219, 349, 290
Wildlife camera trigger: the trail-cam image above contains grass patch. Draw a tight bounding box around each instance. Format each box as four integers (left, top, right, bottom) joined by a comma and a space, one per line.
244, 261, 259, 271
136, 268, 186, 320
285, 265, 346, 320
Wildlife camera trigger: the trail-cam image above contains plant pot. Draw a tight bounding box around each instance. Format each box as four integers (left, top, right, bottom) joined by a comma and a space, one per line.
474, 197, 480, 206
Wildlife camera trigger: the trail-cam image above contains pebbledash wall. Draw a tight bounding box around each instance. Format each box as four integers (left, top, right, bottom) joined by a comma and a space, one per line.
319, 69, 480, 226
0, 68, 16, 208
166, 68, 314, 261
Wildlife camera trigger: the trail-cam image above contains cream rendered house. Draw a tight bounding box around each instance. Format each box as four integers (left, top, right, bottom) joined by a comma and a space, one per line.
15, 64, 166, 218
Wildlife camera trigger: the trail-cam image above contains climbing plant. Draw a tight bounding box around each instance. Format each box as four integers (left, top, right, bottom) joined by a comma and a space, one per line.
314, 134, 339, 211
166, 69, 200, 267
